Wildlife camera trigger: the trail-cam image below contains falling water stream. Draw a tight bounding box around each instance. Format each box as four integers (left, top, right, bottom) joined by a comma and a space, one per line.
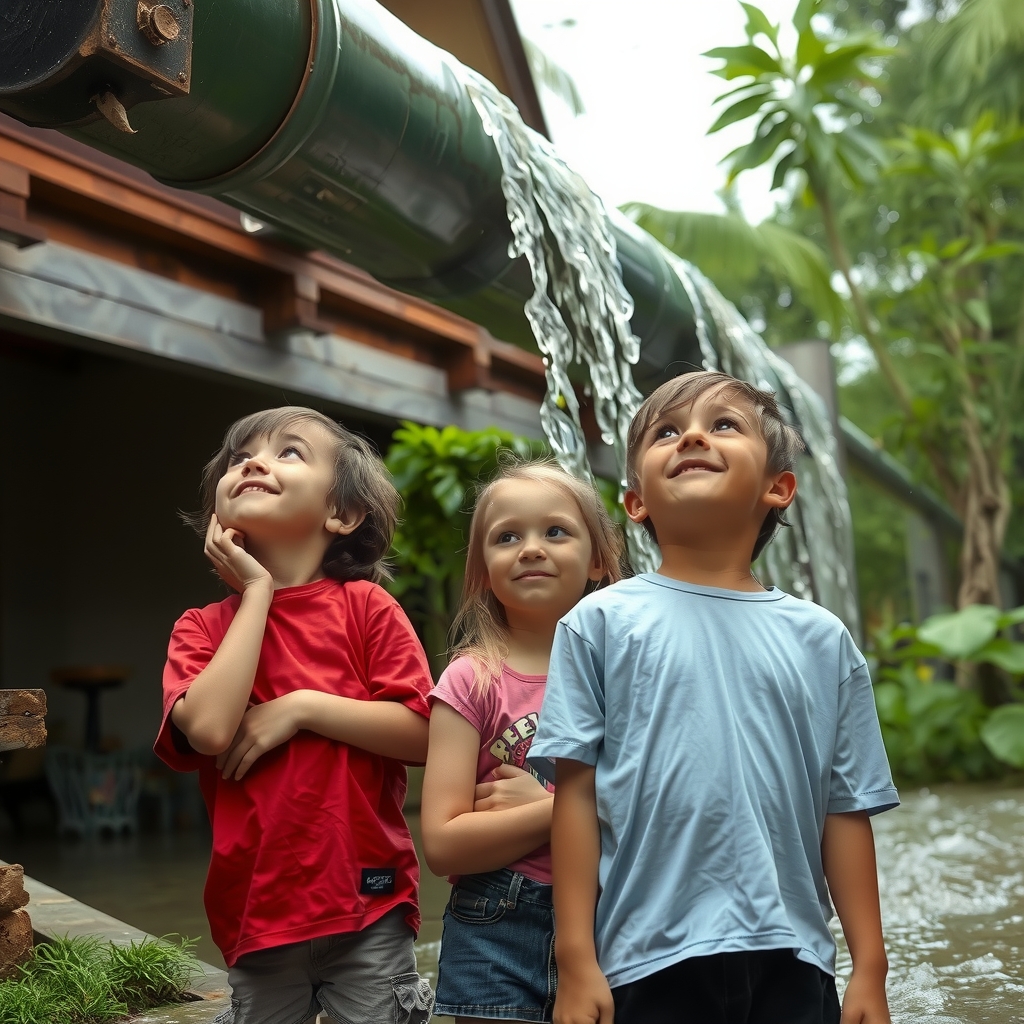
433, 48, 1024, 1024
457, 61, 860, 633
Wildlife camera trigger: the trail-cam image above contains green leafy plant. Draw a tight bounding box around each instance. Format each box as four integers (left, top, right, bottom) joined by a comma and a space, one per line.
981, 703, 1024, 769
702, 1, 1024, 612
106, 935, 199, 1009
385, 421, 544, 674
704, 0, 909, 422
621, 198, 845, 336
0, 934, 199, 1024
870, 604, 1024, 779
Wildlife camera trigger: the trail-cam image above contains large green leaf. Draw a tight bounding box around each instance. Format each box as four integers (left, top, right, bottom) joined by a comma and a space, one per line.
620, 203, 845, 332
770, 144, 802, 190
808, 41, 892, 87
709, 92, 777, 133
727, 117, 792, 178
980, 703, 1024, 768
703, 44, 782, 75
976, 638, 1024, 675
793, 0, 821, 34
998, 606, 1024, 628
796, 26, 827, 70
918, 605, 1001, 659
741, 3, 778, 47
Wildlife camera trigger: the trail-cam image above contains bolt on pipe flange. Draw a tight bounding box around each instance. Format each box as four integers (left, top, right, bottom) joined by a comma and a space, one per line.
137, 3, 180, 45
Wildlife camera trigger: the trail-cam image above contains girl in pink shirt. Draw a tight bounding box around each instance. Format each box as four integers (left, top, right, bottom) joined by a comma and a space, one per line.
422, 462, 622, 1024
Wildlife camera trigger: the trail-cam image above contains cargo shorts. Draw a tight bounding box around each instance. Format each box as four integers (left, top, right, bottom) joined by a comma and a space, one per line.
213, 907, 433, 1024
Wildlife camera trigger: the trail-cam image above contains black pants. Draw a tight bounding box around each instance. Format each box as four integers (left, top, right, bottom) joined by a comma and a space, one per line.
610, 949, 841, 1024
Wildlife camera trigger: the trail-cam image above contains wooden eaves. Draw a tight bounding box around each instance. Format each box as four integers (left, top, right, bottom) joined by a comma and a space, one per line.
0, 113, 547, 433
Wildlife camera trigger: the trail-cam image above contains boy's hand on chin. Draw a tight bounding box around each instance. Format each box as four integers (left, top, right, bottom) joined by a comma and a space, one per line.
553, 960, 615, 1024
216, 692, 305, 780
841, 970, 891, 1024
204, 514, 273, 593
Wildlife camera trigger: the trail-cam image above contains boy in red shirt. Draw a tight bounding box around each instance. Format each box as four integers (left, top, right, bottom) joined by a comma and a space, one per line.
155, 407, 434, 1024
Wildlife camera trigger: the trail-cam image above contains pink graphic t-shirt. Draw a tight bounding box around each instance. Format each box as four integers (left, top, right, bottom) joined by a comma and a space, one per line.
429, 657, 553, 884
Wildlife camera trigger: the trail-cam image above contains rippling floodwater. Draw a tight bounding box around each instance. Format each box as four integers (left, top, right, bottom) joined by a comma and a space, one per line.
4, 785, 1021, 1021
416, 785, 1024, 1023
844, 786, 1024, 1024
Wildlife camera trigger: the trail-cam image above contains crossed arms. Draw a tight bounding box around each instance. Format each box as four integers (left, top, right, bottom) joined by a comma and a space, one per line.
169, 581, 427, 778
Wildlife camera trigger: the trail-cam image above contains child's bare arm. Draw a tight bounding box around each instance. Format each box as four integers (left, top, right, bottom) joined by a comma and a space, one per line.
822, 811, 891, 1024
420, 703, 553, 876
171, 517, 274, 755
552, 759, 614, 1024
216, 690, 429, 780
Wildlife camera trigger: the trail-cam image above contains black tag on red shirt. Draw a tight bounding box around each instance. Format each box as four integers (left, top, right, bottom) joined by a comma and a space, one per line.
360, 868, 396, 895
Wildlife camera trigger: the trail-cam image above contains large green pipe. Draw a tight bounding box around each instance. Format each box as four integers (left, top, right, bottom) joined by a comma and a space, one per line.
0, 0, 698, 391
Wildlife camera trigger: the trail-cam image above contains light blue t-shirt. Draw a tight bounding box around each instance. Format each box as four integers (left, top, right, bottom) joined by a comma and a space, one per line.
529, 573, 898, 988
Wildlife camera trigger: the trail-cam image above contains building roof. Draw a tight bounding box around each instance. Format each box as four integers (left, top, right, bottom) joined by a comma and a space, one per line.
0, 3, 552, 436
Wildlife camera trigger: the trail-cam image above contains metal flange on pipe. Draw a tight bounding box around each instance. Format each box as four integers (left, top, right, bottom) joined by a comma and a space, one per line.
0, 0, 701, 391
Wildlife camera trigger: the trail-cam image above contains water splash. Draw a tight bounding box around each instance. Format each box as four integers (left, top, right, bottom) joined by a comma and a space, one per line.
460, 68, 659, 572
857, 787, 1024, 1024
453, 63, 859, 632
414, 785, 1024, 1023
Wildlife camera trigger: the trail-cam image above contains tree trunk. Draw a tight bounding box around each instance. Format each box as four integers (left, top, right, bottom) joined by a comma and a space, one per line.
956, 449, 1010, 609
953, 336, 1012, 610
814, 185, 914, 415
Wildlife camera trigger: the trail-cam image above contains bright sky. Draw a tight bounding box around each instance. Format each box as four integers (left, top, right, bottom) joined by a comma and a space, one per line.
510, 0, 799, 223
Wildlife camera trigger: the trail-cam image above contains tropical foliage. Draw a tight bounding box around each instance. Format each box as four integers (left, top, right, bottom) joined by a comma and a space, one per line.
627, 0, 1024, 621
385, 421, 543, 674
871, 604, 1024, 780
384, 423, 628, 674
622, 196, 845, 336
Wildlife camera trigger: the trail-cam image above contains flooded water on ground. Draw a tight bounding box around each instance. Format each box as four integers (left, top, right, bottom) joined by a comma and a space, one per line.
2, 784, 1021, 1021
853, 785, 1024, 1024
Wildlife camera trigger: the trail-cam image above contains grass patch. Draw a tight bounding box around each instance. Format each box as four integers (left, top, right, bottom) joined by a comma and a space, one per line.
0, 934, 199, 1023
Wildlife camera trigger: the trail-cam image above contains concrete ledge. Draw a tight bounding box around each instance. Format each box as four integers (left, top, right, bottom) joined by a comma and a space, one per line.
3, 863, 228, 1022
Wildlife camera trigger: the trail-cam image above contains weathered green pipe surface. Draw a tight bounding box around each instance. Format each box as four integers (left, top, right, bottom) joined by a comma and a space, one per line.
0, 0, 699, 388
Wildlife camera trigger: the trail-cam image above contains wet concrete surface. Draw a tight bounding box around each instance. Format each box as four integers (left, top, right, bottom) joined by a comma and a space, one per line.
0, 829, 222, 967
0, 817, 450, 979
0, 814, 454, 1020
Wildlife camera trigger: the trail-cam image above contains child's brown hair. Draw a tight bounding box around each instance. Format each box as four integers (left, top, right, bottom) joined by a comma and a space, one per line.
191, 407, 399, 584
451, 460, 624, 688
625, 371, 805, 561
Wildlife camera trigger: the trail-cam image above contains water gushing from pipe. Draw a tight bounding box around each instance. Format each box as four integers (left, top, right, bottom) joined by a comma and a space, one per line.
455, 62, 859, 634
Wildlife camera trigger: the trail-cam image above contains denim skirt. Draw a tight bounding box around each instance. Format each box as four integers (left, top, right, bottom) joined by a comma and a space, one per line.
434, 868, 556, 1022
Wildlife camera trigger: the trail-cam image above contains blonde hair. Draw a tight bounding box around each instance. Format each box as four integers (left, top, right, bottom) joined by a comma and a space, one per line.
451, 460, 624, 689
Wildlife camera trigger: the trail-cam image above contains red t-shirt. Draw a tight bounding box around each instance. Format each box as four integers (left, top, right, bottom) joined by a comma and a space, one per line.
154, 577, 432, 966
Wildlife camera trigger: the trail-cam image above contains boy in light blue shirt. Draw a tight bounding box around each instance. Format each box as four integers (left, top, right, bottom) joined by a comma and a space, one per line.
530, 371, 898, 1024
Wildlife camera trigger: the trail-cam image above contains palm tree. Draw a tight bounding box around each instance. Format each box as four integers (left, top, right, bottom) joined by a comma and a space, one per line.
923, 0, 1024, 121
703, 0, 1024, 611
620, 198, 844, 335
